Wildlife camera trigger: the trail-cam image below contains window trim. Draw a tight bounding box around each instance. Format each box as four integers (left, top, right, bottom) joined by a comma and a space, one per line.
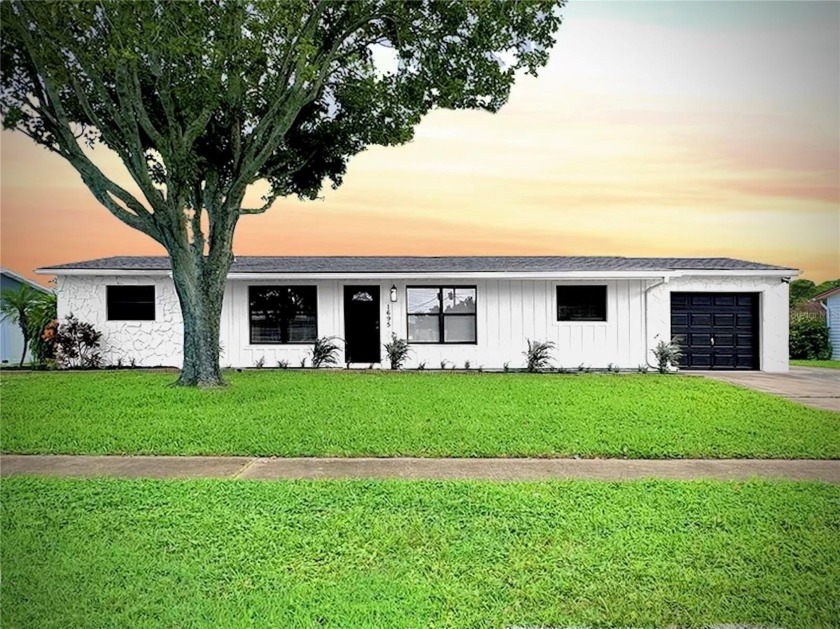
555, 283, 609, 323
106, 285, 156, 322
406, 285, 478, 345
248, 285, 318, 345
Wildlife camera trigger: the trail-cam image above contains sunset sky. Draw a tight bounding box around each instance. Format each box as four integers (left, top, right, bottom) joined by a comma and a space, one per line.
1, 0, 838, 287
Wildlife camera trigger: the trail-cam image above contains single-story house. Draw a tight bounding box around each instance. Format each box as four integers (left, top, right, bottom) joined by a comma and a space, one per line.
1, 268, 51, 364
814, 285, 840, 359
37, 256, 797, 372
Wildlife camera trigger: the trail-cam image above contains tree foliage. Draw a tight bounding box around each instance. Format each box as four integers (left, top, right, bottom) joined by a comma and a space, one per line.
2, 0, 562, 230
790, 278, 840, 307
0, 284, 53, 367
789, 279, 817, 307
1, 0, 563, 385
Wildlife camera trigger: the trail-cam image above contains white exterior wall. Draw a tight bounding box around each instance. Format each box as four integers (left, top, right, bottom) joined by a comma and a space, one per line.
55, 273, 791, 371
227, 278, 648, 370
825, 294, 840, 360
646, 275, 790, 372
57, 275, 184, 367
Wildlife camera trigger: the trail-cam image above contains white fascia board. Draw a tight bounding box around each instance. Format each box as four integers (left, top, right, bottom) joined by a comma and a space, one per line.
681, 269, 799, 277
37, 268, 798, 280
36, 268, 171, 276
227, 271, 677, 280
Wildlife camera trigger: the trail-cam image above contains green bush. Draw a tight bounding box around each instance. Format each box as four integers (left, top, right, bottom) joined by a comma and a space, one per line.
789, 318, 831, 360
384, 334, 411, 370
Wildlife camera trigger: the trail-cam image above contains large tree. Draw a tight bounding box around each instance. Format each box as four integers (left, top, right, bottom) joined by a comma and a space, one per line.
1, 0, 563, 386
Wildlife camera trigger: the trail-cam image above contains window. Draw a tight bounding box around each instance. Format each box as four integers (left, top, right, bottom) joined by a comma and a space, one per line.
249, 286, 317, 344
107, 285, 155, 321
556, 285, 607, 322
407, 286, 476, 343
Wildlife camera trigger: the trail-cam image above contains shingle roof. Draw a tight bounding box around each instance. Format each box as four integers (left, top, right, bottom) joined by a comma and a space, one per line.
38, 255, 795, 274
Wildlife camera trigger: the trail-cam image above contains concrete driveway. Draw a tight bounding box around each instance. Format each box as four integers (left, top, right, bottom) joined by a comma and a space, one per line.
698, 366, 840, 412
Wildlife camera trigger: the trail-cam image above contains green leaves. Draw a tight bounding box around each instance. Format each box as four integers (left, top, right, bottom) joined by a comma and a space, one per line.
1, 0, 564, 212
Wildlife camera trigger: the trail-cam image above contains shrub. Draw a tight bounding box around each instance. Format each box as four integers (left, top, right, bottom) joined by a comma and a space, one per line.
277, 360, 289, 369
384, 334, 411, 370
253, 356, 265, 369
309, 336, 342, 368
503, 361, 510, 373
440, 359, 449, 370
524, 339, 555, 373
417, 361, 426, 370
651, 337, 683, 374
299, 357, 307, 368
464, 360, 471, 370
52, 314, 102, 369
789, 318, 832, 360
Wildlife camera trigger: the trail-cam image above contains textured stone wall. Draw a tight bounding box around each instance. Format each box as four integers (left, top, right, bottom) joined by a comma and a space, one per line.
57, 275, 183, 367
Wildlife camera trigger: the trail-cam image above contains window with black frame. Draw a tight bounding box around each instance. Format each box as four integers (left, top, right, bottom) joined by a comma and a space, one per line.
249, 286, 317, 344
556, 285, 607, 322
407, 286, 476, 343
106, 285, 155, 321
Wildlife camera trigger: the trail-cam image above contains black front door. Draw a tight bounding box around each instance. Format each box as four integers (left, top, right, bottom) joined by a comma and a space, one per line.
671, 292, 759, 370
343, 286, 381, 363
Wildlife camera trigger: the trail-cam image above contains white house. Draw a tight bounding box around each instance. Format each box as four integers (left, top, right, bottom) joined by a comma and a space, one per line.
36, 256, 797, 372
1, 268, 51, 365
814, 285, 840, 360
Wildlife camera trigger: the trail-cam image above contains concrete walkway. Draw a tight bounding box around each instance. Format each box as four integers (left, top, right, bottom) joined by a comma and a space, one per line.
698, 366, 840, 412
2, 455, 838, 483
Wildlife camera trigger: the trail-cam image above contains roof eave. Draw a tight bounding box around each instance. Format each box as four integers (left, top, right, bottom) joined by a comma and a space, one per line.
1, 267, 52, 292
812, 285, 840, 301
36, 268, 799, 279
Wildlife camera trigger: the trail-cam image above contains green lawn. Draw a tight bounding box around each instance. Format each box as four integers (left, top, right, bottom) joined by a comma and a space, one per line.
2, 477, 837, 628
791, 359, 840, 369
2, 370, 838, 458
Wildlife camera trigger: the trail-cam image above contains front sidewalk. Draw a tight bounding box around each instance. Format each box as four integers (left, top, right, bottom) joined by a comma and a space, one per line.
2, 455, 838, 483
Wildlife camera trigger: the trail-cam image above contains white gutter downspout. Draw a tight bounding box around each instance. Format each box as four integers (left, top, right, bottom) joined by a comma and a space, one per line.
817, 300, 830, 328
643, 274, 674, 370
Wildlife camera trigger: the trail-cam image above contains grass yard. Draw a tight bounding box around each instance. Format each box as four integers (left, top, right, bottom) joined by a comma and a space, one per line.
791, 359, 840, 369
2, 370, 838, 458
2, 477, 837, 628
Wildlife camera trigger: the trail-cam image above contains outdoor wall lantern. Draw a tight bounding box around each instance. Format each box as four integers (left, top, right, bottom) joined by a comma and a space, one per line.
390, 285, 398, 302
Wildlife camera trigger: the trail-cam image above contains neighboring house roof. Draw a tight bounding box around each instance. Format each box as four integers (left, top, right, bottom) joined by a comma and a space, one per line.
0, 268, 51, 293
37, 255, 795, 275
813, 285, 840, 301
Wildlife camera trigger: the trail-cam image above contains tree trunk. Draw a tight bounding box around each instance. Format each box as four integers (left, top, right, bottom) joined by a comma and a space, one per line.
170, 254, 230, 387
19, 331, 29, 368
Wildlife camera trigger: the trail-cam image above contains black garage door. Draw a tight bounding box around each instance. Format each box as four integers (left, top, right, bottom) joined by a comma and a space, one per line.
671, 293, 759, 370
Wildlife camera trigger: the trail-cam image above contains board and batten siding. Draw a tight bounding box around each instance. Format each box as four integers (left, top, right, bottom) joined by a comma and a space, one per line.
227, 278, 648, 369
384, 278, 647, 369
